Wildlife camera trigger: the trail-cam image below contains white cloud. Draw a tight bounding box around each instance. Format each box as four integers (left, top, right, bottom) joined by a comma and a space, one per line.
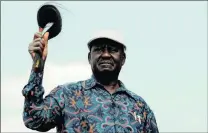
1, 61, 92, 132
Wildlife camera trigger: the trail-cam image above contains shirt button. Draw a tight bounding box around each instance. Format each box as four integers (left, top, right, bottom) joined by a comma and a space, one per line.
112, 102, 116, 108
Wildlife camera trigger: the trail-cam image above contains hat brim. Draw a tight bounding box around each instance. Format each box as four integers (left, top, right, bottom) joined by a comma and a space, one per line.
87, 37, 126, 51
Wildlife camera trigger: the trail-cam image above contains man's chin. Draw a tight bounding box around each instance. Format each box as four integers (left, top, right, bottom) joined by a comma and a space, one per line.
99, 68, 114, 72
93, 66, 117, 75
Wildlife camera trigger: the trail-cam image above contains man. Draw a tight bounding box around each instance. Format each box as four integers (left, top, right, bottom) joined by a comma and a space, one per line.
22, 30, 159, 133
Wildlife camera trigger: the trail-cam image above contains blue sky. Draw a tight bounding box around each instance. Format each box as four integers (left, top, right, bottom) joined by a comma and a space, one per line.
1, 1, 207, 132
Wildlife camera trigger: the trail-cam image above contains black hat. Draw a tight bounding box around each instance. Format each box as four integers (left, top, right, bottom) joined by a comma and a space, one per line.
37, 3, 62, 40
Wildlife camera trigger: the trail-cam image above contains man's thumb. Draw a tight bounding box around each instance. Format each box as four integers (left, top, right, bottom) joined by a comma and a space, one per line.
43, 32, 49, 42
42, 32, 49, 60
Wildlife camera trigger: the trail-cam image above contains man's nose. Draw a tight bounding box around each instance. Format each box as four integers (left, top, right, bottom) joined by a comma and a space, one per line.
101, 49, 111, 58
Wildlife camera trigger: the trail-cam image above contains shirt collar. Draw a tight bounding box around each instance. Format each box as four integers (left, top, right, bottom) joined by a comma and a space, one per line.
82, 75, 97, 89
82, 76, 140, 103
83, 75, 134, 97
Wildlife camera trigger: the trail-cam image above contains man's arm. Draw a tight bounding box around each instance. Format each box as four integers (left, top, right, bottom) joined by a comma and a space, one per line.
144, 106, 159, 133
22, 70, 65, 132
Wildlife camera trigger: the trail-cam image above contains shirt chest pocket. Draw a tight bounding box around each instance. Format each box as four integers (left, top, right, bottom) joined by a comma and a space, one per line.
122, 100, 146, 132
126, 110, 146, 132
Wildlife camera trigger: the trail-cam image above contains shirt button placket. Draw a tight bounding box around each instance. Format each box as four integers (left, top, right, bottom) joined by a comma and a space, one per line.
111, 95, 117, 132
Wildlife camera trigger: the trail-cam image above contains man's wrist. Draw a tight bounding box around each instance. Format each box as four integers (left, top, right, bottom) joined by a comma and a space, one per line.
29, 70, 44, 84
32, 58, 46, 72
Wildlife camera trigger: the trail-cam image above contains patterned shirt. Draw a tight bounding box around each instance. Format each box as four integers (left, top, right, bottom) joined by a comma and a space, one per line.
22, 70, 159, 133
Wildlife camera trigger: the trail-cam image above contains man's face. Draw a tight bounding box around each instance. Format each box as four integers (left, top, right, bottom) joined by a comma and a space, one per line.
88, 38, 126, 75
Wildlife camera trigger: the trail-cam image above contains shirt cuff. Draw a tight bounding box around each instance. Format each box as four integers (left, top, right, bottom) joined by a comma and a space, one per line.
22, 70, 44, 99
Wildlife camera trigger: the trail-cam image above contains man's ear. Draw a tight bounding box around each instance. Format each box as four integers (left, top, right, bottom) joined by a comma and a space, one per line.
88, 52, 91, 64
121, 53, 126, 66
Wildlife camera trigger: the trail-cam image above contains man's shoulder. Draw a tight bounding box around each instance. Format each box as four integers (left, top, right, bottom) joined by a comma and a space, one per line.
126, 89, 154, 114
120, 81, 147, 105
61, 80, 85, 91
125, 89, 151, 108
126, 90, 146, 103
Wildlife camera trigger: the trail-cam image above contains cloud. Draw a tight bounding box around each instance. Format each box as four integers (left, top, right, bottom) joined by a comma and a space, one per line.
1, 61, 92, 132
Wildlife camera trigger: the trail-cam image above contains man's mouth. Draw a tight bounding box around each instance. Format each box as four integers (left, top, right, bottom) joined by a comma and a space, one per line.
99, 61, 113, 65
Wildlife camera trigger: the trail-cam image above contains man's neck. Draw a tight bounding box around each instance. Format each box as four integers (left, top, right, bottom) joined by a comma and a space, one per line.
93, 73, 120, 94
103, 81, 120, 94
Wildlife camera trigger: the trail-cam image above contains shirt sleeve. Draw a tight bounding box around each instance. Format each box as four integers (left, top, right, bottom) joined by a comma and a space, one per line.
22, 70, 65, 132
144, 106, 159, 133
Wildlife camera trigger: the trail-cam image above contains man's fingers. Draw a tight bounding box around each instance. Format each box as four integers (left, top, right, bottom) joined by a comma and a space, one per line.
33, 32, 42, 40
29, 52, 36, 59
31, 52, 35, 59
32, 42, 44, 50
33, 37, 42, 42
29, 32, 49, 61
31, 47, 43, 54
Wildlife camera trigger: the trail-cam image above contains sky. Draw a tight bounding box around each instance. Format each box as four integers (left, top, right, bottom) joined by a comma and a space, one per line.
1, 1, 207, 132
